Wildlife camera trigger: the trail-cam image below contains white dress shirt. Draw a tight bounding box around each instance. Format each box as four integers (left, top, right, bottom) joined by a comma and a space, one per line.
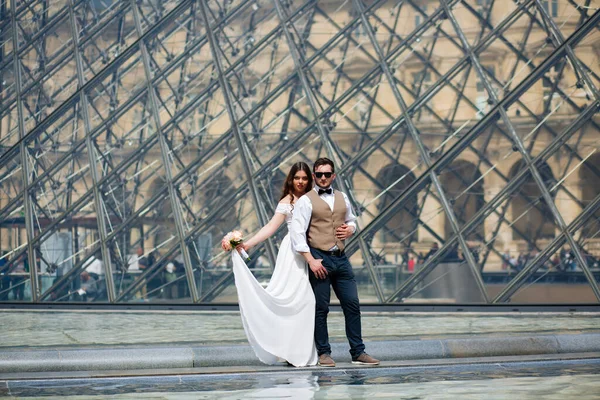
127, 255, 141, 271
290, 187, 357, 253
84, 257, 104, 275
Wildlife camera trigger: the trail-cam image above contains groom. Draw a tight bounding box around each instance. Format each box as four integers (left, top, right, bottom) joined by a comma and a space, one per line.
291, 158, 379, 367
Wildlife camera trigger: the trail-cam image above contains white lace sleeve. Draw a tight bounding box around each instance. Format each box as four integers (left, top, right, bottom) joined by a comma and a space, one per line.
275, 202, 292, 216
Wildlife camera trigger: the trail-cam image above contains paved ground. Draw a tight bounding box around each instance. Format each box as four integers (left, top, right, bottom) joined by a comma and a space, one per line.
0, 309, 599, 376
1, 310, 599, 348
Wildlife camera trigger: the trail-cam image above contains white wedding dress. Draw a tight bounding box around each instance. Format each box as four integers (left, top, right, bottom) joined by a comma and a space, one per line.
231, 202, 318, 367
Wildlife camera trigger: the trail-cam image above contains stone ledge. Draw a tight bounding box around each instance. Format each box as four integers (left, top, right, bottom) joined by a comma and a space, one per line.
1, 333, 599, 373
0, 348, 193, 373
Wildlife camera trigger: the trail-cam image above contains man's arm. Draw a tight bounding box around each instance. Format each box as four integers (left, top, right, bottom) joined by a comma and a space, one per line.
336, 192, 357, 240
290, 196, 328, 279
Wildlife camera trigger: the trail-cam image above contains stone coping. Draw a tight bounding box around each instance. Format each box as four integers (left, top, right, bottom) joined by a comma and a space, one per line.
1, 333, 599, 374
2, 352, 599, 381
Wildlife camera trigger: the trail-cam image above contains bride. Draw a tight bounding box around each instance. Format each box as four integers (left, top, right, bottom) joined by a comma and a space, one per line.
229, 161, 318, 367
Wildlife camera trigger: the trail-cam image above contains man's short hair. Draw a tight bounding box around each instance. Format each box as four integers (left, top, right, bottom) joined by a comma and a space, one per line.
313, 157, 335, 173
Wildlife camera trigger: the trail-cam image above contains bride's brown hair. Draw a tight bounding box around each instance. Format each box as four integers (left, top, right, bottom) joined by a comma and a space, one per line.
279, 162, 313, 205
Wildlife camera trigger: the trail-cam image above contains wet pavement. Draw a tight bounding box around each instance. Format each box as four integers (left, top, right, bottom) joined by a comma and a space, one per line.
1, 358, 599, 399
1, 310, 599, 348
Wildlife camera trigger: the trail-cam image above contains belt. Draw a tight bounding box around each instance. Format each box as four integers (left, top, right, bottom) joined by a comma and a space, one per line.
320, 249, 345, 257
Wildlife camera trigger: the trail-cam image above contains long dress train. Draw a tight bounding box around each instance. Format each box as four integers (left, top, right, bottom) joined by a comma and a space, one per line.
231, 203, 317, 367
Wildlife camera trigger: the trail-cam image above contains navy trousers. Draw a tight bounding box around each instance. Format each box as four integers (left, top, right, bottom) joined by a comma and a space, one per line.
308, 247, 365, 359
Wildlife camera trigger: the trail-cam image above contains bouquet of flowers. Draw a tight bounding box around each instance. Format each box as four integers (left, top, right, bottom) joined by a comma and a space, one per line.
221, 230, 250, 260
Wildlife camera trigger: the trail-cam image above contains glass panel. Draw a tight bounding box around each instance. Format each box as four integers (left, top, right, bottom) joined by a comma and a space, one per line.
1, 0, 598, 305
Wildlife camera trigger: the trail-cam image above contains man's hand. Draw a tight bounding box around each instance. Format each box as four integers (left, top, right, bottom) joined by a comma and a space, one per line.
308, 259, 328, 280
336, 224, 354, 240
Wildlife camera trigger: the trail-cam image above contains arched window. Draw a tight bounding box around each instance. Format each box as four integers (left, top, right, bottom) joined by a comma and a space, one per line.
509, 160, 556, 241
440, 160, 485, 241
376, 163, 418, 244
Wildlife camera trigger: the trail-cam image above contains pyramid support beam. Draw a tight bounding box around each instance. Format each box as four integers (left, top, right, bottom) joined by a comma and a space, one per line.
67, 0, 117, 301
10, 0, 39, 301
130, 0, 199, 302
353, 0, 490, 302
441, 0, 600, 301
273, 0, 386, 302
198, 0, 278, 269
387, 100, 599, 302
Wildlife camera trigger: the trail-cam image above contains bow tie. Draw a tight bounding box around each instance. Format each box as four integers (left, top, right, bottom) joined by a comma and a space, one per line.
318, 188, 332, 195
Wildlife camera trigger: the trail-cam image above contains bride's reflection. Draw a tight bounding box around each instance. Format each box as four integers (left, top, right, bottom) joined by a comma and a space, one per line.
241, 372, 319, 399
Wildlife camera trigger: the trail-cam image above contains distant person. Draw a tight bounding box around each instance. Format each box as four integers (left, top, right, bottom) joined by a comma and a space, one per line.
129, 248, 149, 299
560, 247, 576, 271
517, 253, 527, 271
508, 254, 518, 271
0, 251, 9, 301
147, 250, 162, 296
76, 271, 98, 302
551, 254, 561, 270
501, 251, 511, 270
12, 254, 27, 301
84, 255, 104, 280
163, 261, 179, 299
444, 245, 460, 262
472, 246, 481, 263
137, 248, 150, 271
407, 257, 415, 272
425, 242, 439, 260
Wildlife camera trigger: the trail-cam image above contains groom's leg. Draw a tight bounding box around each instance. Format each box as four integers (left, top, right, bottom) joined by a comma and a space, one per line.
331, 255, 365, 359
309, 248, 332, 356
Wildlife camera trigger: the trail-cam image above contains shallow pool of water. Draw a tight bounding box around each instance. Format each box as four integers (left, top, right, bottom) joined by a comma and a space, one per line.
3, 359, 599, 399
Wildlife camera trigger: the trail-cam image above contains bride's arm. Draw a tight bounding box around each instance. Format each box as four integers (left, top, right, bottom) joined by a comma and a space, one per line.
242, 212, 286, 250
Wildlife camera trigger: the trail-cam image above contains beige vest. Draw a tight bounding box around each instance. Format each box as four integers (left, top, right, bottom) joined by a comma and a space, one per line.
306, 190, 347, 251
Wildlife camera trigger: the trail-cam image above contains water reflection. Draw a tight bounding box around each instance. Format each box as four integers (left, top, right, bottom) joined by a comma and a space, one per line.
4, 360, 600, 399
236, 373, 319, 399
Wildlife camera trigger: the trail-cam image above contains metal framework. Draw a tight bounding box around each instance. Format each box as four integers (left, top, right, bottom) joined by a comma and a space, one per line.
0, 0, 599, 304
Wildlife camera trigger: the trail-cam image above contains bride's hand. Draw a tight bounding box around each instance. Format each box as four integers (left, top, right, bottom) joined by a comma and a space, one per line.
308, 259, 328, 279
237, 243, 250, 252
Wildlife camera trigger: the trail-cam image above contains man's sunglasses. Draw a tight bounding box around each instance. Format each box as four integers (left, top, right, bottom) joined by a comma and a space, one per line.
314, 172, 333, 178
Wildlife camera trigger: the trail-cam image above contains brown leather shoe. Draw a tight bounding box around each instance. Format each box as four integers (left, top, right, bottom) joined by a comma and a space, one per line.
352, 353, 380, 365
318, 353, 336, 367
